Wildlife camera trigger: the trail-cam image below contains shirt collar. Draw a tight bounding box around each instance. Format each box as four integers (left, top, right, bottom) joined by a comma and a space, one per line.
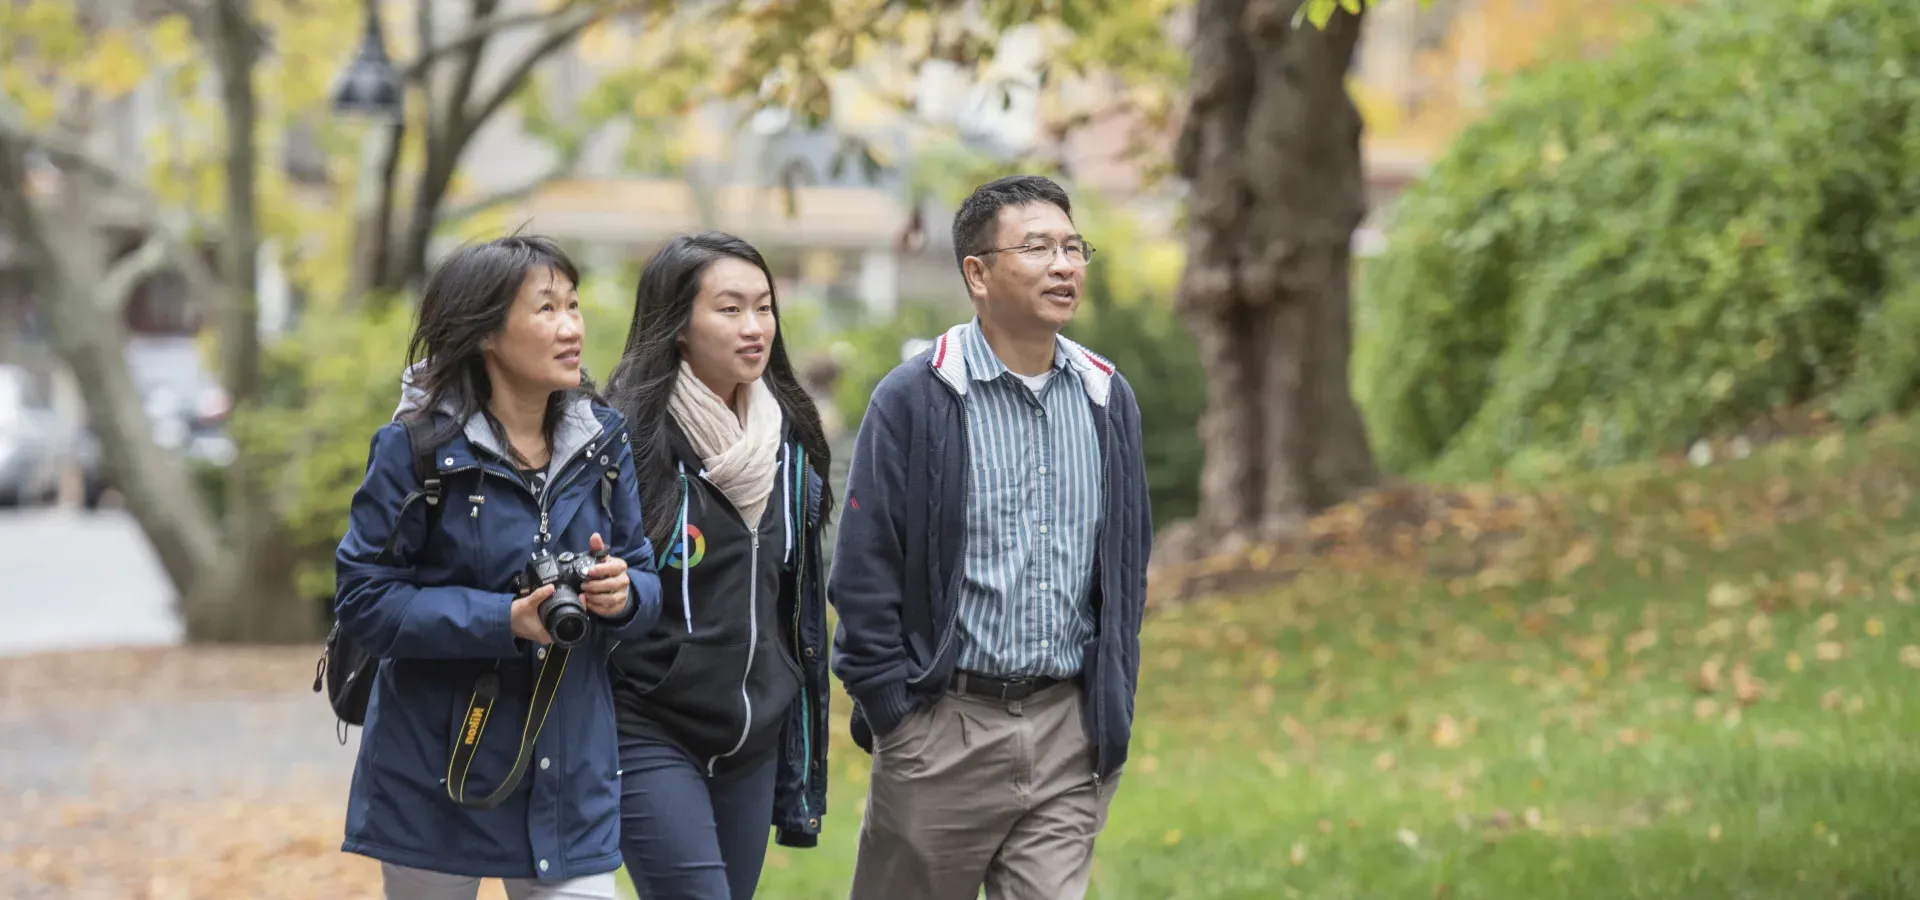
961, 318, 1071, 384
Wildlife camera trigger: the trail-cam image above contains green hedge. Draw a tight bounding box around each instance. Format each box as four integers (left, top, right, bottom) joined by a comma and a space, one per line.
1356, 0, 1920, 481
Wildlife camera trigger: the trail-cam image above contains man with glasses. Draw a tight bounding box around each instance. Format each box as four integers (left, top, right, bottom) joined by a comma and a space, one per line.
830, 174, 1154, 899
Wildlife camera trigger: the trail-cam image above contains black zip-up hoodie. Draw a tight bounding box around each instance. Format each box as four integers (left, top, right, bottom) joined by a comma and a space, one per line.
609, 421, 805, 776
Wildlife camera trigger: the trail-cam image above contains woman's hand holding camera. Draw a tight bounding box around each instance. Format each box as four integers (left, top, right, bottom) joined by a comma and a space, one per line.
509, 533, 629, 647
581, 532, 631, 618
510, 586, 556, 645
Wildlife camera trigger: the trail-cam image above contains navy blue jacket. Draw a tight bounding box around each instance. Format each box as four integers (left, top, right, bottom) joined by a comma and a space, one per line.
334, 394, 663, 880
828, 323, 1153, 780
772, 461, 831, 846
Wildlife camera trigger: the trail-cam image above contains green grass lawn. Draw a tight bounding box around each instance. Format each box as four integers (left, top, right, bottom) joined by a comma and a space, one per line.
627, 418, 1920, 899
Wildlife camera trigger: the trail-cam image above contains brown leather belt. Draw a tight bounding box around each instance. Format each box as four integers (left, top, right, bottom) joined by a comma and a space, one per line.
950, 670, 1068, 702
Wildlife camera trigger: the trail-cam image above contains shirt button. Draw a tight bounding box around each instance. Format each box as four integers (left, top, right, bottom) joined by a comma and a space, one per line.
1040, 639, 1051, 649
1038, 524, 1049, 534
1038, 582, 1050, 592
538, 860, 550, 873
540, 757, 551, 770
1032, 409, 1044, 418
1037, 466, 1048, 475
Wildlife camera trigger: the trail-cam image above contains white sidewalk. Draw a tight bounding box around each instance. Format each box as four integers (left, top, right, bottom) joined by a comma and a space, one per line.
0, 507, 182, 657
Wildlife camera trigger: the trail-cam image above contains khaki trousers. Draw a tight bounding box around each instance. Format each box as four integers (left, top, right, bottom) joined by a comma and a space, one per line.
848, 681, 1121, 900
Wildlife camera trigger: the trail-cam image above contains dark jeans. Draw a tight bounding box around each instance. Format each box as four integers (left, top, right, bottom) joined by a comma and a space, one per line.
618, 736, 776, 900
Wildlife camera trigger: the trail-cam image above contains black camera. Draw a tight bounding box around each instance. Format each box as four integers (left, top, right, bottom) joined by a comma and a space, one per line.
521, 546, 608, 649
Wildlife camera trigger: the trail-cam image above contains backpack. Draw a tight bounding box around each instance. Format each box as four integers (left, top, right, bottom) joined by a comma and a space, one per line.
313, 415, 444, 744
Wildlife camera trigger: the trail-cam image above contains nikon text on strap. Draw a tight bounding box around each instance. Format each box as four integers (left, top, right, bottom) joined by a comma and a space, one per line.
445, 645, 572, 810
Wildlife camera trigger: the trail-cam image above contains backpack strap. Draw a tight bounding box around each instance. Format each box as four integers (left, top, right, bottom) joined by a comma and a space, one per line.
377, 416, 446, 565
403, 415, 442, 496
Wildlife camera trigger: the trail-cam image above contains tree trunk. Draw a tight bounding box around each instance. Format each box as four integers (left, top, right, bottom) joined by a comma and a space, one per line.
1174, 0, 1378, 547
212, 0, 261, 408
191, 0, 317, 644
0, 139, 228, 600
360, 1, 605, 297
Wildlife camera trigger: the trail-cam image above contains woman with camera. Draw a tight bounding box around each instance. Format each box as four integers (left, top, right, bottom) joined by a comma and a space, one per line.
602, 232, 835, 899
333, 235, 663, 899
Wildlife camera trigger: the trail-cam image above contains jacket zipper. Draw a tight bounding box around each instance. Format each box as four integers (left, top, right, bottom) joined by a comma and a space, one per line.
907, 392, 970, 686
695, 469, 762, 776
447, 430, 601, 545
1091, 400, 1115, 785
709, 530, 761, 776
535, 443, 596, 545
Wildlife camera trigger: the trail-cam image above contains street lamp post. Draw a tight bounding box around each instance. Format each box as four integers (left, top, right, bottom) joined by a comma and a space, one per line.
331, 0, 404, 121
333, 0, 405, 295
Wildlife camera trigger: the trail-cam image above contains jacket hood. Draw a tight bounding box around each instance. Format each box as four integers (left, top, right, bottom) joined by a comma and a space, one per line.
393, 360, 604, 469
393, 360, 429, 421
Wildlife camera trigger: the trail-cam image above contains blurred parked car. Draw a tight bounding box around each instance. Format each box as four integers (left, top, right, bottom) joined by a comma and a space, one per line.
0, 364, 62, 507
77, 336, 236, 508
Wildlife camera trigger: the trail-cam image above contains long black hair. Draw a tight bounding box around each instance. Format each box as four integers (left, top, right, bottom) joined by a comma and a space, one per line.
604, 232, 833, 549
403, 234, 596, 463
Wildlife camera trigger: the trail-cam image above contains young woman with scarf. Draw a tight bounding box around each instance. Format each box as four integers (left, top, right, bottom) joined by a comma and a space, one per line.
602, 232, 834, 900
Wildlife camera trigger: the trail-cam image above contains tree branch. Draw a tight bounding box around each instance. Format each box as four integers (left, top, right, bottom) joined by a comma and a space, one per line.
154, 0, 212, 27
367, 118, 405, 288
99, 236, 170, 313
457, 3, 606, 146
438, 141, 588, 223
405, 2, 591, 81
443, 0, 500, 143
0, 106, 225, 303
0, 110, 130, 193
381, 1, 635, 292
0, 131, 56, 280
414, 0, 438, 145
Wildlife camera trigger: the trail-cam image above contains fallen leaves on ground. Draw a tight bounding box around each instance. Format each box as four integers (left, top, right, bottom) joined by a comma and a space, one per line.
1149, 483, 1544, 606
2, 790, 390, 900
0, 645, 325, 714
0, 646, 506, 900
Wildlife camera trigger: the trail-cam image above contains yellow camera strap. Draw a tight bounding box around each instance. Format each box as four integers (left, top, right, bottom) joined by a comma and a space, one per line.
445, 646, 572, 811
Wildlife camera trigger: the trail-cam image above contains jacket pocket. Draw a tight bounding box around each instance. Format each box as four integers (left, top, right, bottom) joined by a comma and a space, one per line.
873, 699, 944, 769
634, 639, 750, 758
636, 639, 703, 696
743, 635, 803, 745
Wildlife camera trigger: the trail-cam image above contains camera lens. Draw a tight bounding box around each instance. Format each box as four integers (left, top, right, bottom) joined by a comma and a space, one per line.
540, 585, 591, 648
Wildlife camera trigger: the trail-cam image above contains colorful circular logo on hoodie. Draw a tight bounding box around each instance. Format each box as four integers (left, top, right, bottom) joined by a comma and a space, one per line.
664, 525, 705, 570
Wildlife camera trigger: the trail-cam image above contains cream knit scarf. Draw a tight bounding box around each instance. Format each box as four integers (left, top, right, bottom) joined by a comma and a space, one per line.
667, 360, 784, 526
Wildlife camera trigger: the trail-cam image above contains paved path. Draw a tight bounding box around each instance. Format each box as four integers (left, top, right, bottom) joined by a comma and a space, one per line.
0, 508, 182, 657
0, 511, 375, 897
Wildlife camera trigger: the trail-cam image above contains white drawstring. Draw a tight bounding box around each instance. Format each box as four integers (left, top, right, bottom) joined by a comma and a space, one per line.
780, 444, 793, 566
676, 461, 692, 634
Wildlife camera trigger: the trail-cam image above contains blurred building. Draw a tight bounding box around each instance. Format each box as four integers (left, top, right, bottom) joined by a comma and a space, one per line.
0, 0, 1508, 369
442, 1, 954, 319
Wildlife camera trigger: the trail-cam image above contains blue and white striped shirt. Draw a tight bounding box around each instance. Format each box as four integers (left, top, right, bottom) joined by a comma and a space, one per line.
953, 321, 1105, 679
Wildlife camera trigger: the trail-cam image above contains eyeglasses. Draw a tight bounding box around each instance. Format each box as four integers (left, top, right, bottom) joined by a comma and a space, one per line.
976, 239, 1097, 267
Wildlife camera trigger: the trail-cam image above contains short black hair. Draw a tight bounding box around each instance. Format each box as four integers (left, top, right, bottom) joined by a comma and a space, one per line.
404, 233, 587, 464
951, 174, 1073, 273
